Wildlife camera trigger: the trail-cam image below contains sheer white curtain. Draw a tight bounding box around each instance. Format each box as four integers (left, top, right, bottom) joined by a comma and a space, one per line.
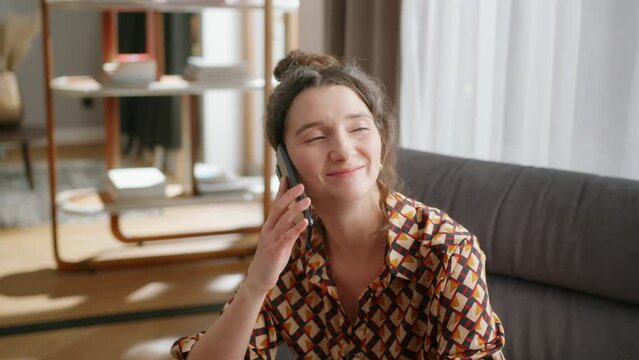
400, 0, 639, 180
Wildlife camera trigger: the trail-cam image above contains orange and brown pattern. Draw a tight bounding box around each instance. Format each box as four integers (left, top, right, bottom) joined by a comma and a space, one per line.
171, 192, 505, 359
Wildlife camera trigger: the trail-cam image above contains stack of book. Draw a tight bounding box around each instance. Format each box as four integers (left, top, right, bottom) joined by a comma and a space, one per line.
106, 167, 167, 200
182, 57, 248, 82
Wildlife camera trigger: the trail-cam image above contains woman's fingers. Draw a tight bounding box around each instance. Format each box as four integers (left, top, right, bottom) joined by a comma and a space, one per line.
244, 215, 310, 294
272, 196, 311, 236
263, 183, 305, 231
246, 183, 311, 294
281, 218, 309, 245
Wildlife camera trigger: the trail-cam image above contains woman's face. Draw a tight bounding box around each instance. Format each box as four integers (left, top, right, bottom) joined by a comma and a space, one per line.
283, 85, 382, 204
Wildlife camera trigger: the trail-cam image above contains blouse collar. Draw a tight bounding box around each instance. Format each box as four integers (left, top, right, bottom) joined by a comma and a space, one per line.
303, 192, 422, 293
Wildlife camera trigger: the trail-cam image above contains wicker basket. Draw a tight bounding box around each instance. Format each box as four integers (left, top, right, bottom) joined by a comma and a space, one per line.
0, 71, 23, 129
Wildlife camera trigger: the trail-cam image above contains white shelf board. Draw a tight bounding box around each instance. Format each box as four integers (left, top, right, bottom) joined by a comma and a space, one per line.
100, 183, 261, 213
46, 0, 299, 12
98, 175, 278, 213
101, 192, 259, 213
51, 75, 265, 97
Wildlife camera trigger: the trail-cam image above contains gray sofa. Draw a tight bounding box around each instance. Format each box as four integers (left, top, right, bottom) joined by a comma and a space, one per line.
276, 148, 639, 359
397, 148, 639, 359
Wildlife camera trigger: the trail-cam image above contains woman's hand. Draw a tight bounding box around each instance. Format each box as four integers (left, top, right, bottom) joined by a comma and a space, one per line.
179, 178, 309, 360
244, 177, 311, 296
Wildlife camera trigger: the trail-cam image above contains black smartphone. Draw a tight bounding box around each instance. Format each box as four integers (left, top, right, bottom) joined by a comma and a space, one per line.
275, 144, 314, 243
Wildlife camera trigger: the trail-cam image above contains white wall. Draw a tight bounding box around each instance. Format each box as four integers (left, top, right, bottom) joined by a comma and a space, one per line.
200, 9, 244, 174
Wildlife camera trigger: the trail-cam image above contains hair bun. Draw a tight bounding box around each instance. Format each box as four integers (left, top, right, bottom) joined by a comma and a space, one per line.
273, 50, 341, 81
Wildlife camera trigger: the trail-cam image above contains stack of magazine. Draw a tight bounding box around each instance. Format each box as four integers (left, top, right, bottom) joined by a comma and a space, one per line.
106, 167, 167, 200
182, 57, 248, 82
195, 163, 254, 197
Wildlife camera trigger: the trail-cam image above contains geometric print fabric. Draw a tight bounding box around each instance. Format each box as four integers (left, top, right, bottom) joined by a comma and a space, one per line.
171, 192, 505, 359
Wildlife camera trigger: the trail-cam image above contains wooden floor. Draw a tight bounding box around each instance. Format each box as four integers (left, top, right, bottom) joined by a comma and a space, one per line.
0, 143, 262, 359
0, 313, 220, 360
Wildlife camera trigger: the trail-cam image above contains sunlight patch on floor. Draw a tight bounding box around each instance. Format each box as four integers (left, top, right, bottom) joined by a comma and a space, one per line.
122, 337, 177, 360
207, 273, 245, 293
126, 282, 172, 303
0, 294, 86, 319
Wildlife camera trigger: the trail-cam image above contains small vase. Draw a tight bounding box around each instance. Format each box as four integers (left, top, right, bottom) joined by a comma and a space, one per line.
0, 71, 23, 129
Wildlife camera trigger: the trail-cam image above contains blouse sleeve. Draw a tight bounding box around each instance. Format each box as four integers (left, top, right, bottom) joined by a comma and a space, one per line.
431, 235, 506, 359
170, 283, 280, 360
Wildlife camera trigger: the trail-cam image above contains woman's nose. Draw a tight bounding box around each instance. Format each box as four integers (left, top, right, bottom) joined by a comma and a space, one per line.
328, 133, 354, 162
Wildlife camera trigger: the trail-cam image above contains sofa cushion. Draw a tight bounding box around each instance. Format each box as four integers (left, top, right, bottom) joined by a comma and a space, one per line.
488, 274, 639, 359
398, 148, 639, 305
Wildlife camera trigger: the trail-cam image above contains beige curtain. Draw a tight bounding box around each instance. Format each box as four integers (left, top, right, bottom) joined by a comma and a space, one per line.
325, 0, 401, 105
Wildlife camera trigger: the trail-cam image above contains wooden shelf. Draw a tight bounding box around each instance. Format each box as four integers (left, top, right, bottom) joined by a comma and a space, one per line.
46, 0, 299, 12
51, 75, 266, 97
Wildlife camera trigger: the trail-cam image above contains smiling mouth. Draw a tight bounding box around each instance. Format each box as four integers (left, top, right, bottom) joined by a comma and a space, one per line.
327, 165, 365, 177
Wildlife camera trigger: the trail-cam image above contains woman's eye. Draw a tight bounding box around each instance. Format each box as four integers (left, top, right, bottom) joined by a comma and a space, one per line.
352, 127, 369, 133
306, 136, 326, 143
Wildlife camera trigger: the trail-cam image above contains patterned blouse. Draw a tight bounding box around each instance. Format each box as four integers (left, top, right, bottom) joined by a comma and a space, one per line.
171, 192, 506, 359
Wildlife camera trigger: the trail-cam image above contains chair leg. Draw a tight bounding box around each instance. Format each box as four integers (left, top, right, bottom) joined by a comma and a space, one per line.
21, 141, 34, 190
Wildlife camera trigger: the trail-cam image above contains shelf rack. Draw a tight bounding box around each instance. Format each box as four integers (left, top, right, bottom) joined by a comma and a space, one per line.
39, 0, 296, 271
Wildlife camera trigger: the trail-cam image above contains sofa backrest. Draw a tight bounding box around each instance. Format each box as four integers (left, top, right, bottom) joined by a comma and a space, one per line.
397, 148, 639, 306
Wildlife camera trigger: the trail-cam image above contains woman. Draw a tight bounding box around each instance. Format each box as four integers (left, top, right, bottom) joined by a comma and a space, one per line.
171, 51, 506, 359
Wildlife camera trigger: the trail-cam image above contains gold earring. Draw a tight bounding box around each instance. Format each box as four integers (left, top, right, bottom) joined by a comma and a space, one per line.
379, 164, 383, 172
